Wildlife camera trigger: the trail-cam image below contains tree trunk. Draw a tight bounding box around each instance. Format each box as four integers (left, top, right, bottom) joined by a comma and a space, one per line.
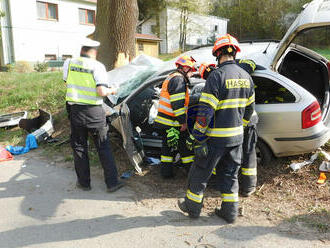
95, 0, 139, 70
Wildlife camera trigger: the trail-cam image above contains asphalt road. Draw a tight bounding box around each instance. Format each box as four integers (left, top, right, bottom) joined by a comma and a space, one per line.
0, 151, 328, 248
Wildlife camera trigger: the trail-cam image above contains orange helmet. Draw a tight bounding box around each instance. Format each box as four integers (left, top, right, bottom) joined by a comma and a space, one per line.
175, 55, 197, 72
199, 63, 216, 80
212, 34, 241, 57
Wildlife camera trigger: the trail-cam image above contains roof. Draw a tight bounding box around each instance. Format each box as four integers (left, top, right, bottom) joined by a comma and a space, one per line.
83, 0, 97, 3
135, 33, 162, 42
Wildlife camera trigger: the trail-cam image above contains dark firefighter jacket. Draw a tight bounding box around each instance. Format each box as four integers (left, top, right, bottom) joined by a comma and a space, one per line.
192, 60, 255, 147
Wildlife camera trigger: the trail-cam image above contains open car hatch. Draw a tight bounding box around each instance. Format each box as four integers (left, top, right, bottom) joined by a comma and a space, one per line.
271, 0, 330, 69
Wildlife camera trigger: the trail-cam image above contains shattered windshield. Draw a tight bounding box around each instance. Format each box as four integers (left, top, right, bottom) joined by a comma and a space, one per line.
107, 55, 165, 104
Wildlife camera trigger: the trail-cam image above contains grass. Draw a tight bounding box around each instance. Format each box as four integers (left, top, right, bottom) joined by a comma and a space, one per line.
159, 52, 181, 61
314, 48, 330, 60
0, 72, 65, 114
0, 71, 65, 146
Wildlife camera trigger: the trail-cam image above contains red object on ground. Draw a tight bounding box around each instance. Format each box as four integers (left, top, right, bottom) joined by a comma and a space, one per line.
0, 147, 13, 162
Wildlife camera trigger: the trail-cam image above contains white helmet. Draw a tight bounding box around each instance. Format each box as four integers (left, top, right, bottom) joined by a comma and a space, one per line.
81, 38, 100, 47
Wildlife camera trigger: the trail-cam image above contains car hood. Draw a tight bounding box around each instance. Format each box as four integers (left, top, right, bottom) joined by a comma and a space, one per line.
271, 0, 330, 68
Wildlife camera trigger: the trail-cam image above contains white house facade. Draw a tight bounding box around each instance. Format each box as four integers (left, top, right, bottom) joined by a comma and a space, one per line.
141, 7, 228, 54
0, 0, 97, 65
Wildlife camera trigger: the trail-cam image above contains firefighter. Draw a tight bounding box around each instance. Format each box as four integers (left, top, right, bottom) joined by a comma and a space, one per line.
199, 59, 258, 197
154, 55, 196, 178
63, 38, 124, 193
178, 34, 255, 223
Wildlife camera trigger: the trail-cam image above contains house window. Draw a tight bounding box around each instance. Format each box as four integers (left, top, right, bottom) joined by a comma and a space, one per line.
79, 8, 95, 25
44, 54, 57, 61
214, 25, 218, 32
37, 1, 58, 20
138, 43, 144, 51
62, 55, 72, 60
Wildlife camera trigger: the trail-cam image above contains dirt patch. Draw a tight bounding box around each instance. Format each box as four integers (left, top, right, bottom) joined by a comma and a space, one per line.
36, 120, 330, 240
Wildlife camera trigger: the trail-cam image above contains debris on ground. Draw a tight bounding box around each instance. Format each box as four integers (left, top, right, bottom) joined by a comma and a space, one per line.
0, 111, 28, 128
6, 133, 38, 155
289, 152, 319, 171
19, 109, 54, 142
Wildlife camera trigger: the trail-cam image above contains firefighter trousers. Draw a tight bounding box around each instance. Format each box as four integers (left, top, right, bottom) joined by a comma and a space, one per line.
160, 129, 194, 178
185, 139, 242, 220
241, 124, 258, 192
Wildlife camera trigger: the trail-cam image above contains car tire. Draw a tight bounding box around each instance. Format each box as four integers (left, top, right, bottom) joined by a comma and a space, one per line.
256, 139, 273, 167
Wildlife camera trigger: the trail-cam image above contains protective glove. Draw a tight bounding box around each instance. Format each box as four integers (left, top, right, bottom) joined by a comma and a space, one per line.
186, 134, 196, 151
166, 128, 180, 150
194, 142, 208, 158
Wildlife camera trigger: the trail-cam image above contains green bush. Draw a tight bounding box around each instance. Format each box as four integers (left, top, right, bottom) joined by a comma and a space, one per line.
34, 61, 49, 72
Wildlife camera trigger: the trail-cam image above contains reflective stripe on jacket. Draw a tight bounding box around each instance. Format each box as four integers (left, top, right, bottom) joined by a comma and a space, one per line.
66, 58, 103, 105
154, 72, 189, 127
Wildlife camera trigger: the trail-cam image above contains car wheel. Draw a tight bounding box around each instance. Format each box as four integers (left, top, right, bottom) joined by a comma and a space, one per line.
256, 139, 273, 167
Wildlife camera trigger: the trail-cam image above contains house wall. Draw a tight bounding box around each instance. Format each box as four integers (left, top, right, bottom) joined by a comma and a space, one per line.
135, 40, 159, 58
1, 0, 96, 64
141, 8, 228, 54
166, 8, 228, 54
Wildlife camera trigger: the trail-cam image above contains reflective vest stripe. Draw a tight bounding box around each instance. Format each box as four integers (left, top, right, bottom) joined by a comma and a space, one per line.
66, 92, 102, 102
161, 155, 173, 163
173, 107, 186, 116
181, 155, 194, 164
186, 189, 203, 203
67, 84, 97, 93
217, 98, 249, 110
246, 93, 255, 106
206, 126, 243, 137
158, 105, 174, 114
159, 96, 171, 104
200, 93, 219, 110
170, 92, 186, 102
242, 118, 249, 127
221, 193, 239, 202
154, 116, 181, 127
241, 167, 257, 176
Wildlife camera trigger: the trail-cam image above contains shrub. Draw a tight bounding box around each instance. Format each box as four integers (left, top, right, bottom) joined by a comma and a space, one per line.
34, 61, 49, 72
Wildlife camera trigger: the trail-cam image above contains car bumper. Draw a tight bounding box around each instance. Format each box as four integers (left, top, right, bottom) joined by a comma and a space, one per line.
264, 127, 330, 157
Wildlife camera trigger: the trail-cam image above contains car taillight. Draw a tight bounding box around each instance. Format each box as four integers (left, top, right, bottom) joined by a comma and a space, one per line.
302, 101, 322, 129
327, 62, 330, 79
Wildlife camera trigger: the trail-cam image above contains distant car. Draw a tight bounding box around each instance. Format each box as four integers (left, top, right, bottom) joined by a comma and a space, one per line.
105, 0, 330, 172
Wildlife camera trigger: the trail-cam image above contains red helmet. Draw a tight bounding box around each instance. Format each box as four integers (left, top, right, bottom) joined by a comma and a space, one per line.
212, 34, 241, 56
175, 55, 197, 72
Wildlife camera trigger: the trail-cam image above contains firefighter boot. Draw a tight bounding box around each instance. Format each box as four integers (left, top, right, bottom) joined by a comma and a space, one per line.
240, 187, 256, 197
215, 203, 238, 224
178, 198, 199, 219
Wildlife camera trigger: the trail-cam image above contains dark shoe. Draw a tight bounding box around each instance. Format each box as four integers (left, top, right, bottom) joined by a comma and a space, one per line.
76, 182, 91, 191
107, 180, 125, 193
215, 207, 236, 224
177, 198, 199, 219
240, 188, 256, 197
